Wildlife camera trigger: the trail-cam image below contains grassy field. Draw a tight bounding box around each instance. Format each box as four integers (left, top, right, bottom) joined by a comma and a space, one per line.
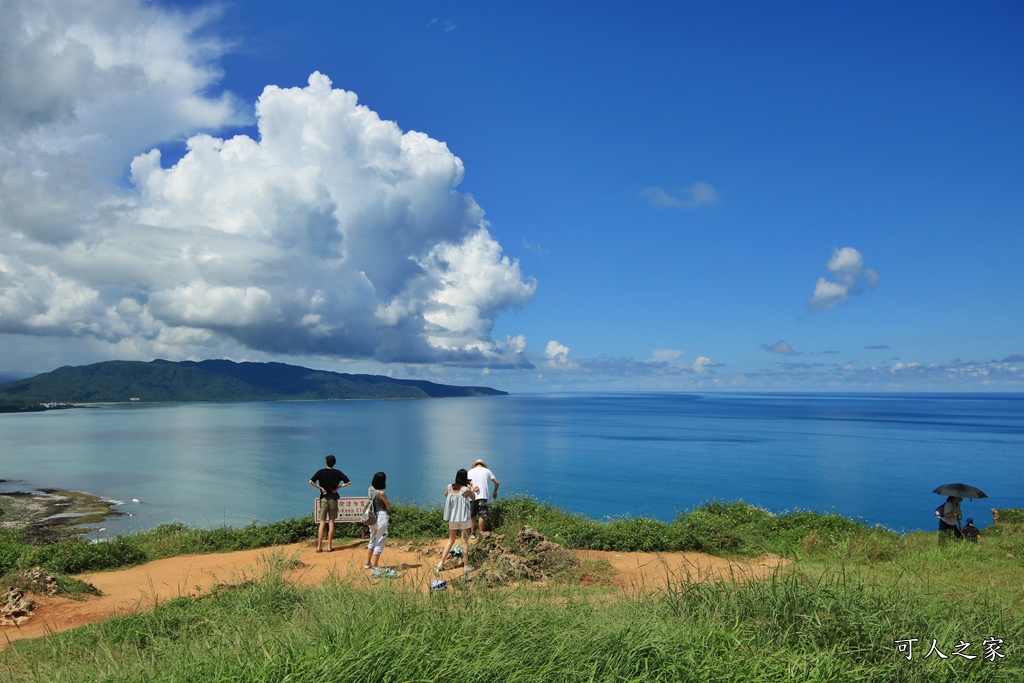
2, 499, 1021, 682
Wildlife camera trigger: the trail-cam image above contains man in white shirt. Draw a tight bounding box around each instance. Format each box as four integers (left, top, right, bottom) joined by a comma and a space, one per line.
468, 458, 499, 539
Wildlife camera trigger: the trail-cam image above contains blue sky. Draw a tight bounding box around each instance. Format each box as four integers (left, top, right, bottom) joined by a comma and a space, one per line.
1, 1, 1021, 392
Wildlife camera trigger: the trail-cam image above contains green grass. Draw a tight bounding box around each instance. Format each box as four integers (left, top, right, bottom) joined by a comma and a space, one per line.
490, 496, 901, 559
3, 549, 1020, 682
2, 500, 1021, 681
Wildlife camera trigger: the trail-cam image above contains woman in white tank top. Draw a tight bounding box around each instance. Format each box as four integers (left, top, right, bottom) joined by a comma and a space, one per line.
438, 468, 476, 576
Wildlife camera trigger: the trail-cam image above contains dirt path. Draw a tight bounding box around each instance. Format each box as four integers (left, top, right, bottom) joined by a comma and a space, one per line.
2, 540, 786, 651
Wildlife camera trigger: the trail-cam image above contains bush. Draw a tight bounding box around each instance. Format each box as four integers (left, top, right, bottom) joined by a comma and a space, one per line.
242, 517, 313, 547
485, 497, 902, 560
136, 517, 318, 557
678, 507, 745, 552
126, 508, 444, 562
388, 503, 446, 538
0, 528, 28, 575
27, 536, 148, 574
489, 496, 573, 530
993, 508, 1024, 524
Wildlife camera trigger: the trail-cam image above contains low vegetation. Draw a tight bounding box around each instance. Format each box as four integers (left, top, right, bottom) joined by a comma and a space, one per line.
0, 498, 906, 578
2, 500, 1021, 682
0, 401, 50, 413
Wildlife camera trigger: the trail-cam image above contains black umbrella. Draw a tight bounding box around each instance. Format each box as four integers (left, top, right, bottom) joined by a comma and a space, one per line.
933, 483, 988, 499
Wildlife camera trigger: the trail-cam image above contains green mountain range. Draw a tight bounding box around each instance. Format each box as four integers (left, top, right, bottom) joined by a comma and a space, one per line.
0, 359, 507, 405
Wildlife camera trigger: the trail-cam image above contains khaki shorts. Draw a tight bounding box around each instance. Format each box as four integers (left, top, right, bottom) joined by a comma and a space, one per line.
318, 498, 339, 521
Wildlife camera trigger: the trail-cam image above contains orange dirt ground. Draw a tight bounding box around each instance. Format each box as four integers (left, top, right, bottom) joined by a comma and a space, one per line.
1, 539, 787, 651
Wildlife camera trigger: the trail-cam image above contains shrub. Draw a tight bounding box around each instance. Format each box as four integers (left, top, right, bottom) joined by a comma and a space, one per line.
27, 536, 148, 574
677, 507, 744, 552
131, 517, 318, 557
0, 528, 27, 575
993, 508, 1024, 524
388, 503, 446, 538
243, 517, 312, 547
605, 517, 670, 552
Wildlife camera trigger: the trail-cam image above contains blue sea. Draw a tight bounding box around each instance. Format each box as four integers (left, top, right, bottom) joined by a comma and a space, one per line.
1, 393, 1021, 537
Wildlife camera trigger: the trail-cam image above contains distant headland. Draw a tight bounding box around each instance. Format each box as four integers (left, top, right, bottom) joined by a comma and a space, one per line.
0, 359, 507, 408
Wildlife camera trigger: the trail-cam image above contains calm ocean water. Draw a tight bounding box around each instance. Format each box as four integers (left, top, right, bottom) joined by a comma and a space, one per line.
1, 393, 1021, 537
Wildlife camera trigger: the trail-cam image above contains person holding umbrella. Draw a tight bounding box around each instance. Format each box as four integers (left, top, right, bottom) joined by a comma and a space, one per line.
937, 496, 962, 541
932, 483, 987, 544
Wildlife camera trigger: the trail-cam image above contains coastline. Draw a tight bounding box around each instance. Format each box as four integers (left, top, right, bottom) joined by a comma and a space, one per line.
0, 486, 121, 543
0, 403, 80, 413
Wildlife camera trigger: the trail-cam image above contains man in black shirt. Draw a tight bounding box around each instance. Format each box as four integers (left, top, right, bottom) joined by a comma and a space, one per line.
310, 454, 351, 552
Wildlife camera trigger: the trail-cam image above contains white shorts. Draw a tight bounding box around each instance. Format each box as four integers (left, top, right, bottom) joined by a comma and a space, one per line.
448, 520, 471, 531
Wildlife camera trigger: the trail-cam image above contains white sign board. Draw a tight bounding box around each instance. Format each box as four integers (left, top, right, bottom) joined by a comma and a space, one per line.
314, 497, 369, 524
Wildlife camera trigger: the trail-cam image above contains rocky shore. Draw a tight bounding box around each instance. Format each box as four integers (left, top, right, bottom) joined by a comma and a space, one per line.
0, 486, 121, 543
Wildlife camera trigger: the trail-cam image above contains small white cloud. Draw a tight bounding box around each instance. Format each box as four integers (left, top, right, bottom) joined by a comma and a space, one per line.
427, 18, 457, 32
806, 247, 879, 311
520, 238, 549, 257
651, 349, 684, 362
692, 356, 714, 373
544, 340, 578, 369
761, 341, 800, 356
640, 182, 719, 209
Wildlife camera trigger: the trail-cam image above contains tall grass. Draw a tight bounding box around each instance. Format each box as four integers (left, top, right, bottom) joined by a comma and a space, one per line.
3, 501, 1022, 681
3, 554, 1020, 682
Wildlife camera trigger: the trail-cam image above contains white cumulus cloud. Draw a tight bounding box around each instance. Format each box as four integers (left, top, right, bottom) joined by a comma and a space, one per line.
544, 340, 578, 369
692, 356, 714, 373
0, 1, 536, 369
806, 246, 879, 311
